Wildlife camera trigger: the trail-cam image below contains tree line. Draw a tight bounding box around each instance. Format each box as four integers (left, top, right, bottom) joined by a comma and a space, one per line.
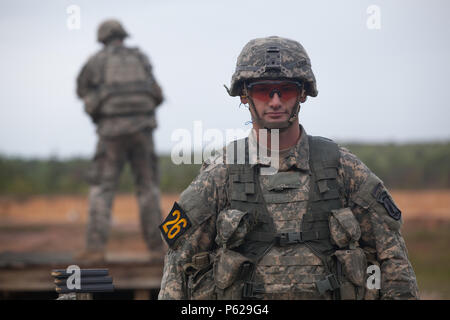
0, 142, 449, 197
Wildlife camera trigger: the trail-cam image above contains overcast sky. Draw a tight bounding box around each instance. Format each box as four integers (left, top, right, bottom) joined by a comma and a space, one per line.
0, 0, 449, 158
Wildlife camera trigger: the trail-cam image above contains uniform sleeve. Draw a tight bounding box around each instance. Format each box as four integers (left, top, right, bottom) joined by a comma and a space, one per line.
338, 146, 419, 299
76, 55, 101, 99
137, 51, 164, 106
76, 62, 90, 98
158, 162, 229, 300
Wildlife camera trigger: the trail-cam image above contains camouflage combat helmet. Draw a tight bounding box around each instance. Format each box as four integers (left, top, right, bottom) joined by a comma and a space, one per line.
228, 36, 318, 98
97, 19, 129, 44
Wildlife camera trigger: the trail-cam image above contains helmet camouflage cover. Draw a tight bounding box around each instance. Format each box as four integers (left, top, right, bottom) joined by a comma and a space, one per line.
229, 36, 318, 98
97, 19, 129, 44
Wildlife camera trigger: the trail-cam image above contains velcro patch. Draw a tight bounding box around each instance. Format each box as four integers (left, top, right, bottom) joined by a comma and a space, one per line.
372, 183, 402, 221
159, 202, 192, 247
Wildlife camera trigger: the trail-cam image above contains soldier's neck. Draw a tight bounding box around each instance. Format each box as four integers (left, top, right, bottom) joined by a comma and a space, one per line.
106, 39, 124, 47
253, 122, 301, 151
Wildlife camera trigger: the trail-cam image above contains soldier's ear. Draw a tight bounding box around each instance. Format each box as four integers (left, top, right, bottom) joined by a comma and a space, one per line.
240, 96, 248, 105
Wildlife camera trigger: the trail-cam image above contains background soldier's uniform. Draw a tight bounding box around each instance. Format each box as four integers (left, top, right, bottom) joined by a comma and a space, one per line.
77, 35, 164, 253
158, 126, 419, 299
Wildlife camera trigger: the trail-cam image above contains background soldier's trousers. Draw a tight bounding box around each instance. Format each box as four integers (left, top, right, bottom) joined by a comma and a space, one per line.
86, 128, 163, 252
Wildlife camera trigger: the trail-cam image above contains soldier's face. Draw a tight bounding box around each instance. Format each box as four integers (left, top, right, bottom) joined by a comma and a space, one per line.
241, 80, 306, 127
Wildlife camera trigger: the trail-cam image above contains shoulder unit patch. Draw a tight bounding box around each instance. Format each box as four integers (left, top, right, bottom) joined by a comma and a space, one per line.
372, 183, 402, 221
159, 202, 192, 247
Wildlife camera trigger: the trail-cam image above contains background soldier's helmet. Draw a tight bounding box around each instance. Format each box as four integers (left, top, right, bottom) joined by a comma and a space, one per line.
228, 36, 318, 98
97, 19, 129, 44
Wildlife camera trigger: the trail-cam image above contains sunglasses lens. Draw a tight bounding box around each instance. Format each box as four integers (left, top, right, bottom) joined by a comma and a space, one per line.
249, 82, 300, 102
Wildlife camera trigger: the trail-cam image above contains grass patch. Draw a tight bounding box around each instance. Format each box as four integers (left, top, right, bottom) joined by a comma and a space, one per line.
403, 220, 450, 299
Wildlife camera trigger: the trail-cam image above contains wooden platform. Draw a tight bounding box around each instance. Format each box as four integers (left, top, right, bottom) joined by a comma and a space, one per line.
0, 251, 164, 295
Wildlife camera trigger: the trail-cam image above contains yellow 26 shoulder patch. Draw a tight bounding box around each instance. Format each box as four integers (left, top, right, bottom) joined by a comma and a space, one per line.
159, 202, 192, 247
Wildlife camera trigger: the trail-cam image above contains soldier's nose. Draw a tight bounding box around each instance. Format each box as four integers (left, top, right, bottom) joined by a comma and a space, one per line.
269, 93, 282, 108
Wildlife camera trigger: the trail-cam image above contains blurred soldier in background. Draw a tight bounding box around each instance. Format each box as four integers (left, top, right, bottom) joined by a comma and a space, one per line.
76, 19, 164, 262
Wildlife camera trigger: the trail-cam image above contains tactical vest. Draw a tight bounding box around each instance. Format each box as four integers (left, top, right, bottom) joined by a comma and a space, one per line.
225, 135, 343, 299
98, 46, 157, 116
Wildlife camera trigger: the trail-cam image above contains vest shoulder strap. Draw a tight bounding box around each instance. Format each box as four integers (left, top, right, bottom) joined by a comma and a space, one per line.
308, 135, 340, 174
307, 135, 341, 201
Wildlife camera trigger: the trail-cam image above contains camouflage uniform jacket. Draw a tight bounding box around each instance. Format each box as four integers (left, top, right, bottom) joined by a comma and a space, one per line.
158, 125, 419, 300
76, 42, 163, 137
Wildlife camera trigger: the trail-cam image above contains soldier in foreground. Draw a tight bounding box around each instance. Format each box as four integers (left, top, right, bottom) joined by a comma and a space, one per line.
158, 36, 419, 299
76, 20, 164, 262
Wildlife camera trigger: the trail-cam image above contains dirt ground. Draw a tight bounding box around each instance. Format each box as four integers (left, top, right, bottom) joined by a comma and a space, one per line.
0, 191, 449, 299
0, 193, 179, 254
0, 190, 448, 225
0, 191, 448, 253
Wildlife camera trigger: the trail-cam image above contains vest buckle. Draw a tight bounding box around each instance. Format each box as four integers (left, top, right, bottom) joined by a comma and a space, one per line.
276, 232, 302, 246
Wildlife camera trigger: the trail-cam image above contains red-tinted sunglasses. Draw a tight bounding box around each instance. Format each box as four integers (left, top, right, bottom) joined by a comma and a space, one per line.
247, 81, 302, 102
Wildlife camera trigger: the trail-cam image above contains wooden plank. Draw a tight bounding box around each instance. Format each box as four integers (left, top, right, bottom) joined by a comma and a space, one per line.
0, 265, 163, 291
0, 268, 54, 291
0, 252, 164, 292
133, 290, 150, 300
